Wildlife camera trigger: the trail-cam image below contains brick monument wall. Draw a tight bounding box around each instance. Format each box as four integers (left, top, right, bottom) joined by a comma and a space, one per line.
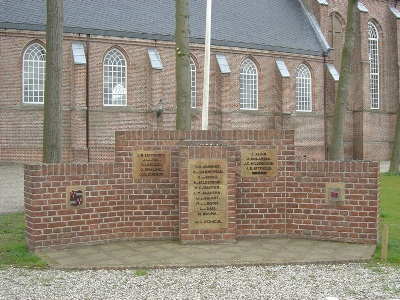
24, 130, 379, 251
288, 161, 379, 242
178, 145, 237, 244
24, 163, 126, 250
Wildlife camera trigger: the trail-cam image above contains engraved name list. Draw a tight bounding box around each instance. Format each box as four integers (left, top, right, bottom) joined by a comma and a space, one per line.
188, 159, 228, 230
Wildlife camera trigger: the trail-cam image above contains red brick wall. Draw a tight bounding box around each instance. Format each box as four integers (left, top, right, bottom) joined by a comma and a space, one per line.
24, 163, 126, 250
322, 0, 399, 160
0, 29, 326, 163
234, 130, 291, 237
25, 130, 379, 251
288, 160, 379, 242
179, 145, 237, 243
2, 0, 400, 163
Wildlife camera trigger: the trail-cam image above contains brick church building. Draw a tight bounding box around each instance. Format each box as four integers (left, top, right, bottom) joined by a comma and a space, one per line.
1, 0, 399, 163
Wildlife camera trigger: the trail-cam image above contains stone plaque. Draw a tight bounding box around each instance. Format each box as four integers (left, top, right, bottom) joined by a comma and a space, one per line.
326, 182, 345, 205
188, 159, 228, 230
241, 149, 277, 177
133, 150, 170, 179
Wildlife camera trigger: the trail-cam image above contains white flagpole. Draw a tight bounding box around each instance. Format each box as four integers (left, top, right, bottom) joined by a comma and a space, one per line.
201, 0, 212, 130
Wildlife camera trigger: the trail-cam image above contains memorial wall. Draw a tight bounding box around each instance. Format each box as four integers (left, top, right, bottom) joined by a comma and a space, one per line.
24, 130, 380, 251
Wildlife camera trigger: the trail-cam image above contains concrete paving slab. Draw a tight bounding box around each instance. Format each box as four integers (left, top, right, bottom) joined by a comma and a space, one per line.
37, 238, 376, 270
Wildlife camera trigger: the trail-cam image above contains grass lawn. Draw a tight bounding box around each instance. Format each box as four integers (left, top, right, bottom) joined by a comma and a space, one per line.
0, 212, 47, 268
0, 175, 399, 268
372, 174, 400, 265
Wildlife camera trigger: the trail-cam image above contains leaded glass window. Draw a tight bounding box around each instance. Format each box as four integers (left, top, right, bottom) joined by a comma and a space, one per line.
23, 43, 46, 104
368, 22, 379, 109
240, 59, 258, 110
103, 49, 127, 106
190, 58, 196, 108
296, 64, 312, 112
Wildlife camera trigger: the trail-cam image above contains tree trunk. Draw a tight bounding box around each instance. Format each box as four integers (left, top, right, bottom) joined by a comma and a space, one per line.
43, 0, 63, 163
175, 0, 191, 130
389, 103, 400, 174
329, 0, 358, 161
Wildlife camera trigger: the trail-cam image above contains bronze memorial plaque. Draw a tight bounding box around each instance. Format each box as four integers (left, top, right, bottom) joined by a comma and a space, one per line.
188, 159, 228, 230
241, 149, 277, 177
133, 150, 170, 179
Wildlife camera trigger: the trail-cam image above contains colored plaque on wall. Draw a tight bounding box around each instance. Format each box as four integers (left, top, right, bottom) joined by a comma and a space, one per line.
325, 182, 345, 205
241, 149, 277, 177
66, 185, 86, 209
188, 159, 228, 230
133, 150, 171, 179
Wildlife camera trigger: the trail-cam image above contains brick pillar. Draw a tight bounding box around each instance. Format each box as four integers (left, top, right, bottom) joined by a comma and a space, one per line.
179, 145, 236, 244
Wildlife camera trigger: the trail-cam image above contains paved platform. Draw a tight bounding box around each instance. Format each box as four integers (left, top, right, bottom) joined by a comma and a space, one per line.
37, 238, 376, 270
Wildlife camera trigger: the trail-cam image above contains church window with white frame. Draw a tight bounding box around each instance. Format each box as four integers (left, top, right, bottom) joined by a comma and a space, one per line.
23, 43, 46, 104
240, 59, 258, 110
368, 22, 379, 109
190, 58, 196, 108
296, 64, 312, 112
103, 49, 127, 106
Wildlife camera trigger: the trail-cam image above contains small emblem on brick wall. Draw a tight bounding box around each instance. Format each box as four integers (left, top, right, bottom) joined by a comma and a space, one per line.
325, 183, 345, 205
70, 190, 83, 206
66, 186, 86, 209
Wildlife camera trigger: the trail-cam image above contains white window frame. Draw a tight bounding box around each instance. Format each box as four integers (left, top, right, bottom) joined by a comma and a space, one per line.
240, 59, 258, 110
327, 63, 340, 82
276, 59, 290, 78
148, 48, 163, 70
216, 53, 231, 74
72, 42, 86, 65
296, 64, 312, 112
23, 43, 46, 104
190, 58, 196, 108
103, 49, 127, 106
368, 22, 379, 109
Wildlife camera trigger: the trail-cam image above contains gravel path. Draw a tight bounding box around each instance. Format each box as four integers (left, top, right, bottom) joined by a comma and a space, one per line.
1, 264, 400, 299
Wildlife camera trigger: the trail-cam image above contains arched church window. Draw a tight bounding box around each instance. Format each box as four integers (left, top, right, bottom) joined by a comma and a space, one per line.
103, 49, 127, 106
368, 22, 379, 109
23, 43, 46, 103
240, 59, 258, 110
296, 64, 312, 112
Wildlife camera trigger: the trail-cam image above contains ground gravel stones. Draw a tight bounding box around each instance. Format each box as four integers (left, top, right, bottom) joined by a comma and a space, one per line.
1, 263, 399, 299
